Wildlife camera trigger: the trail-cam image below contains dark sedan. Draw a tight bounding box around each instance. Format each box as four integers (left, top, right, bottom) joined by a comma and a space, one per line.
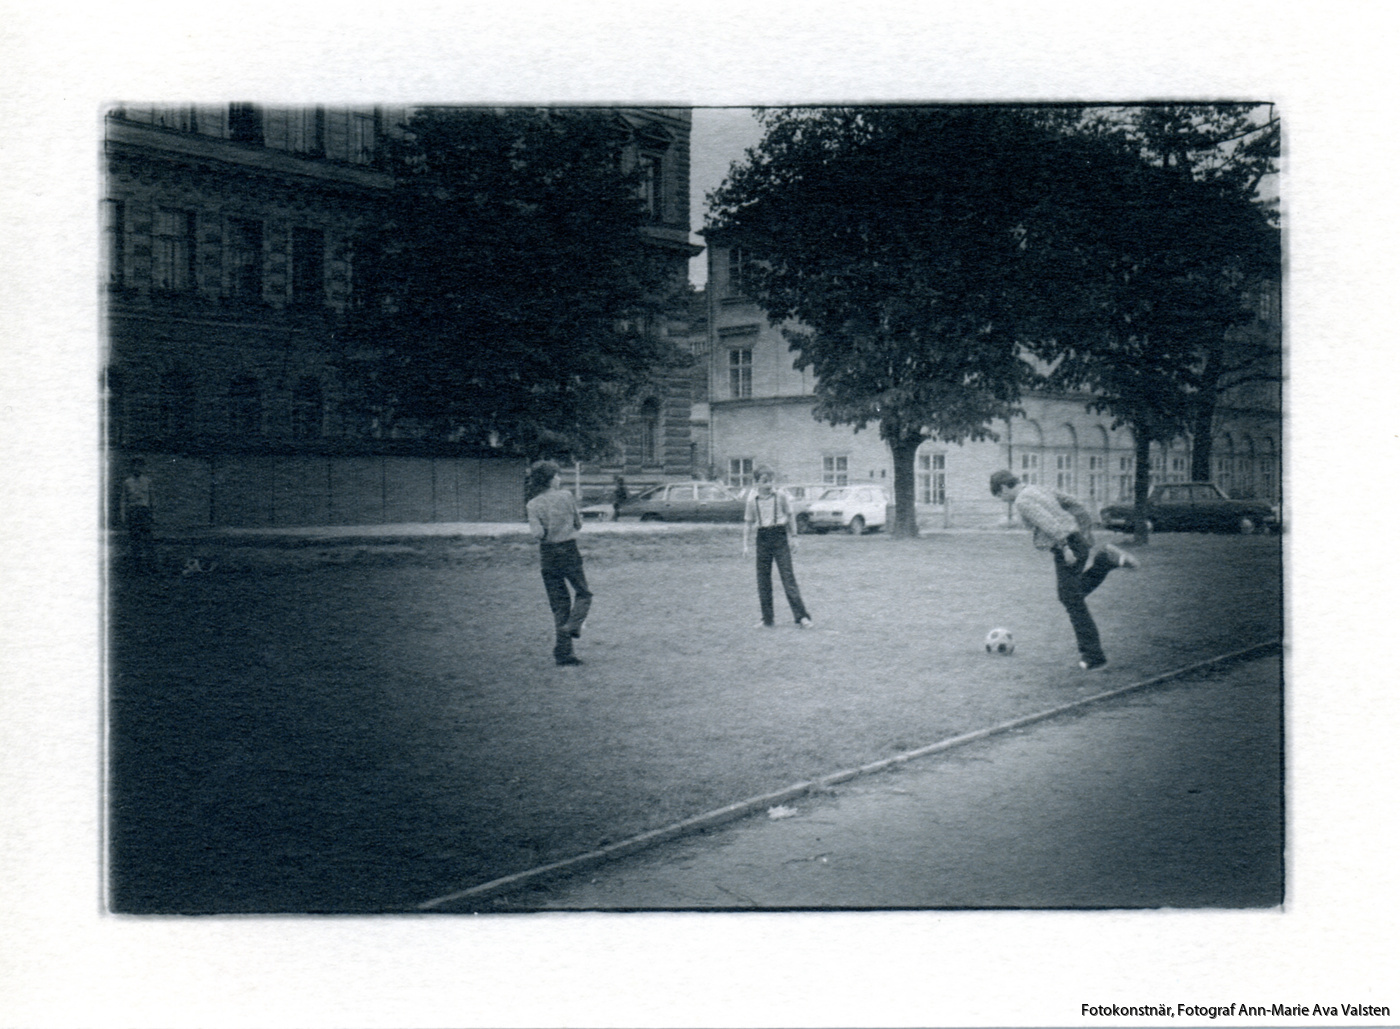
1100, 482, 1278, 535
617, 482, 748, 522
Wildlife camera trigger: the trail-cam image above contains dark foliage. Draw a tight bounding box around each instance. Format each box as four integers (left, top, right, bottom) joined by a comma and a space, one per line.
344, 108, 686, 460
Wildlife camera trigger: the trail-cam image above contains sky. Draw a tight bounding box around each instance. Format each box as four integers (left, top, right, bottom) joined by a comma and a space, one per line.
687, 107, 766, 287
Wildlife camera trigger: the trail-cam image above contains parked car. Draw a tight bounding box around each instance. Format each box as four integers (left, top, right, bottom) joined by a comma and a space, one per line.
1099, 482, 1278, 535
616, 481, 748, 522
802, 484, 890, 534
780, 483, 832, 533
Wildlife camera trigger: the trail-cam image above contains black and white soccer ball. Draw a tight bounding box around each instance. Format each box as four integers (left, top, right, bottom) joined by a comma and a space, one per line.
984, 628, 1015, 655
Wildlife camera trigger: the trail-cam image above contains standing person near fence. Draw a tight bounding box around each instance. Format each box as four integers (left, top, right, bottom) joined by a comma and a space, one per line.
526, 460, 593, 666
742, 468, 814, 629
611, 475, 628, 522
990, 469, 1138, 671
120, 456, 156, 575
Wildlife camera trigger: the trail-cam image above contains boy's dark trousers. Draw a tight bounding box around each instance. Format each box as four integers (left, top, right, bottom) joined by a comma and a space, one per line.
540, 540, 592, 661
755, 526, 810, 625
1053, 531, 1115, 665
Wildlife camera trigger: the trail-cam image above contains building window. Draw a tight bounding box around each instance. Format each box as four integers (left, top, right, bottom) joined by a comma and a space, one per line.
158, 367, 195, 437
728, 457, 754, 489
918, 452, 945, 505
1117, 454, 1134, 501
639, 397, 660, 466
293, 106, 326, 157
291, 376, 323, 439
1085, 454, 1106, 501
152, 208, 196, 291
637, 152, 662, 220
227, 375, 262, 436
822, 455, 848, 486
103, 199, 125, 285
1168, 454, 1188, 483
227, 217, 264, 297
727, 247, 747, 296
728, 348, 752, 398
291, 227, 325, 304
1054, 451, 1076, 492
153, 105, 197, 132
228, 103, 263, 144
1018, 451, 1040, 486
349, 110, 376, 165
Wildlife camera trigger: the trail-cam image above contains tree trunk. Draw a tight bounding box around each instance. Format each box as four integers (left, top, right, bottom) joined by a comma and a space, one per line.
1133, 430, 1154, 546
1189, 397, 1216, 484
888, 432, 923, 539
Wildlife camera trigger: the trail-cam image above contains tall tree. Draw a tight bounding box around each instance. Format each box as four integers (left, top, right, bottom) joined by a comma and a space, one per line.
1086, 104, 1281, 482
706, 107, 1064, 537
1020, 116, 1279, 541
344, 107, 686, 460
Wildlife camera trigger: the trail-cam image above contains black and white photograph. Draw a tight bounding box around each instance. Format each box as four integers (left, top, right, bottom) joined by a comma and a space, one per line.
5, 4, 1399, 1027
102, 101, 1284, 916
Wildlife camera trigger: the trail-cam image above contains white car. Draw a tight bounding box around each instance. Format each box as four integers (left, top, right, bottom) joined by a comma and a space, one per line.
803, 484, 890, 534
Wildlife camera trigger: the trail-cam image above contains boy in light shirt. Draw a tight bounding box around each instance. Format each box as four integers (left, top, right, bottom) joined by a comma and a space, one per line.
990, 468, 1138, 671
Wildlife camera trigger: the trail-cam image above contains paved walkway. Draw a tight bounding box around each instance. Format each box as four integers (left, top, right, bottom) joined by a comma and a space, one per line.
472, 654, 1282, 911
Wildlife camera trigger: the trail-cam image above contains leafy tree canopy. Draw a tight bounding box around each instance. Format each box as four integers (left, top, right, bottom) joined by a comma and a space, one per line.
346, 107, 686, 460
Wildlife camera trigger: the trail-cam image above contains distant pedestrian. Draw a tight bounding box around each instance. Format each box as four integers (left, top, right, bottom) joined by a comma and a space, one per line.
611, 475, 628, 521
526, 460, 593, 666
120, 456, 156, 574
990, 469, 1138, 671
742, 468, 813, 629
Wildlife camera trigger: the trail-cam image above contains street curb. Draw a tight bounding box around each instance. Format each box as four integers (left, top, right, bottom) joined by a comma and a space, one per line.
417, 638, 1282, 911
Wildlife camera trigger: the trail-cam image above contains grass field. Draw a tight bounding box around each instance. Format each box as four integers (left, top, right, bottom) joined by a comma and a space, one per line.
108, 526, 1283, 913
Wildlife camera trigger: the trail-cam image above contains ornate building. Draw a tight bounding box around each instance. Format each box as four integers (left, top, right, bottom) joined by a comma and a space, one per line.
701, 238, 1281, 527
104, 105, 702, 528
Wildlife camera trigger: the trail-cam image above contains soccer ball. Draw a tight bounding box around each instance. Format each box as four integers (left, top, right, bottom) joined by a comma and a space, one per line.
985, 628, 1015, 655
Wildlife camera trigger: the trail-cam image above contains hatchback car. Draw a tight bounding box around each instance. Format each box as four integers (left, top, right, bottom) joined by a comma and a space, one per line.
802, 484, 890, 534
616, 481, 748, 522
780, 483, 832, 533
1099, 482, 1278, 535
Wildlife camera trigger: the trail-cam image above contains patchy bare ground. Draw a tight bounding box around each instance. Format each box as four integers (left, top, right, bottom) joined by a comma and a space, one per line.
107, 529, 1282, 912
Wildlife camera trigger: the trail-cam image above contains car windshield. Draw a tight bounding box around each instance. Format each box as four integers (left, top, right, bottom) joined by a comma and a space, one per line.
818, 487, 850, 500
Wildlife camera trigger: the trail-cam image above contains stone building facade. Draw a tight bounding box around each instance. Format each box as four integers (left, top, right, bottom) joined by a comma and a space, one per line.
702, 240, 1282, 527
104, 105, 701, 528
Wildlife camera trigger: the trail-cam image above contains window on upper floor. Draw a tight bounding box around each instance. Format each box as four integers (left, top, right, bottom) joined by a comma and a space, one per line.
152, 208, 197, 291
728, 348, 752, 399
103, 200, 125, 285
227, 375, 262, 436
727, 247, 747, 296
228, 103, 264, 145
291, 227, 325, 304
348, 109, 377, 165
291, 377, 324, 439
637, 151, 663, 221
152, 105, 198, 132
226, 217, 264, 298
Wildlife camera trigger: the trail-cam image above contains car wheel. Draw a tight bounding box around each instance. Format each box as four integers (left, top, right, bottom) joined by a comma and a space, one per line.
640, 513, 661, 523
847, 515, 865, 535
1237, 515, 1256, 535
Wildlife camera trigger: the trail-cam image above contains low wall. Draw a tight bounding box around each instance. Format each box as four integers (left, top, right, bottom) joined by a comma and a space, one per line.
110, 452, 527, 530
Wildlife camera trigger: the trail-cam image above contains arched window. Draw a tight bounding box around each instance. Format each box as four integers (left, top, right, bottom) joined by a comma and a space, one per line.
1013, 420, 1044, 486
290, 376, 323, 439
639, 397, 661, 467
227, 374, 262, 436
1085, 426, 1111, 502
1050, 423, 1078, 493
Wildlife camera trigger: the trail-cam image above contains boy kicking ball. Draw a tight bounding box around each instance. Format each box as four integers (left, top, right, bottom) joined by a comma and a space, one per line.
990, 469, 1138, 671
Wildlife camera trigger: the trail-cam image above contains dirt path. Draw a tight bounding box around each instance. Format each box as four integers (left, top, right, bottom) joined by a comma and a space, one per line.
487, 654, 1282, 910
